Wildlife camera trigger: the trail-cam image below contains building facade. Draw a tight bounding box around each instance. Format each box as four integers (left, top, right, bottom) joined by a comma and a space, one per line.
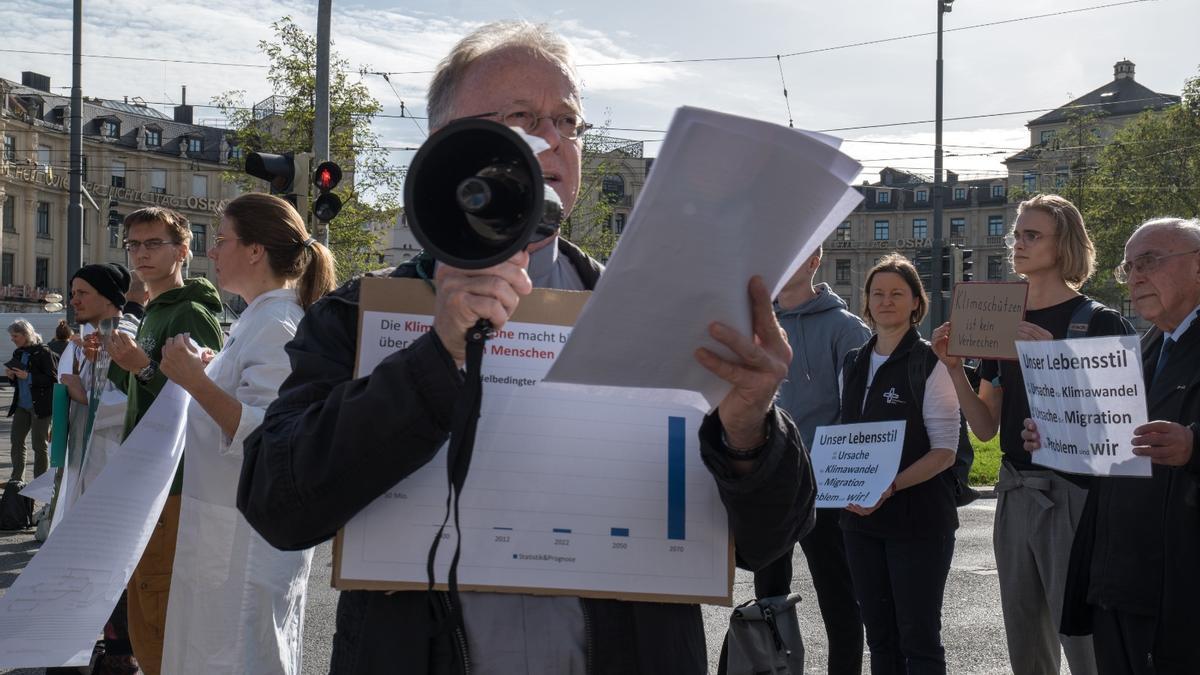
0, 72, 241, 310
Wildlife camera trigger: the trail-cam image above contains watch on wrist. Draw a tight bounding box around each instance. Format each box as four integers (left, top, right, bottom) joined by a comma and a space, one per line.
135, 360, 159, 384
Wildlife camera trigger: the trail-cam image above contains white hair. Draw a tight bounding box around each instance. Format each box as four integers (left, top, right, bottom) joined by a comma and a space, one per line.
8, 319, 43, 344
1133, 217, 1200, 247
426, 21, 581, 130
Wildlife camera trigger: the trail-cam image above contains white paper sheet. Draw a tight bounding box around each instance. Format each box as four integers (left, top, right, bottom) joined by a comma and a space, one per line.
18, 470, 55, 503
0, 383, 190, 668
809, 421, 906, 508
545, 106, 863, 406
1017, 335, 1152, 477
340, 312, 731, 603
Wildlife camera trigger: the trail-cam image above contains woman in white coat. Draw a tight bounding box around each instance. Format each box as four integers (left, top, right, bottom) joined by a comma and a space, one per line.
158, 193, 336, 674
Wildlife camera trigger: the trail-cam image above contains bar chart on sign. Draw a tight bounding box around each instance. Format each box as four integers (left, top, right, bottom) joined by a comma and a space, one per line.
337, 312, 732, 604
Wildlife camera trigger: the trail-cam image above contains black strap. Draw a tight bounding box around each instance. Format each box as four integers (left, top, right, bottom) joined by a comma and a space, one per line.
426, 319, 491, 639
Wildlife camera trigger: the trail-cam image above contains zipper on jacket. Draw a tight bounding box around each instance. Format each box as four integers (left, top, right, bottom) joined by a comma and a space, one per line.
438, 593, 471, 675
581, 600, 594, 675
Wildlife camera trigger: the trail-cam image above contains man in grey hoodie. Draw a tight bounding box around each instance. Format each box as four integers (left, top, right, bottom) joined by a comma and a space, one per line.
775, 246, 872, 675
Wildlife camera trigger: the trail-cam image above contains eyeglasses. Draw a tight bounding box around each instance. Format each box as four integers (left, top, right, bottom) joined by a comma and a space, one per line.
123, 238, 179, 252
1003, 231, 1052, 247
212, 234, 241, 248
464, 107, 593, 140
1113, 249, 1200, 284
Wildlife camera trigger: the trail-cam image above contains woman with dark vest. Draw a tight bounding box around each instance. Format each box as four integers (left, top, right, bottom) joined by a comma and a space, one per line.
839, 254, 960, 674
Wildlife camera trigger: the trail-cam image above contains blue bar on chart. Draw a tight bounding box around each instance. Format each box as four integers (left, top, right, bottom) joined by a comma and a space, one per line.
610, 528, 630, 537
668, 416, 686, 541
553, 528, 572, 534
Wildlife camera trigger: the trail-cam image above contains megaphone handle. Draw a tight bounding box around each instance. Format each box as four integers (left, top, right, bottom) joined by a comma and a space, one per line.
467, 319, 494, 344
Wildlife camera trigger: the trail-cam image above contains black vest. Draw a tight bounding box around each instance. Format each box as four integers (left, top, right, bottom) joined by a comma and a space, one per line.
839, 328, 958, 537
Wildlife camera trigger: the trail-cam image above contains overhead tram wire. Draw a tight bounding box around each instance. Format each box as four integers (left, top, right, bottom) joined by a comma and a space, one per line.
776, 56, 794, 129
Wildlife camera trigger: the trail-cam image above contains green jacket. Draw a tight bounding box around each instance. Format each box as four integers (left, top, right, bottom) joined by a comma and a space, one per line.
116, 278, 223, 493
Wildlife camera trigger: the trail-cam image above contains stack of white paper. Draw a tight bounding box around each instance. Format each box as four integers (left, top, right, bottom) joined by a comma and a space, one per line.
546, 106, 864, 406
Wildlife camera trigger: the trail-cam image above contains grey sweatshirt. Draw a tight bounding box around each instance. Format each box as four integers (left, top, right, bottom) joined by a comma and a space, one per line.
775, 283, 872, 449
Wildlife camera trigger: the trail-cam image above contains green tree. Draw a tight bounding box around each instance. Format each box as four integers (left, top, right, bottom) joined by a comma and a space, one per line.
1085, 69, 1200, 286
214, 16, 401, 280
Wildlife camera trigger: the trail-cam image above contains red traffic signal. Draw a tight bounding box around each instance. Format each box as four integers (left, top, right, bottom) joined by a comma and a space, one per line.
313, 161, 342, 191
312, 161, 343, 222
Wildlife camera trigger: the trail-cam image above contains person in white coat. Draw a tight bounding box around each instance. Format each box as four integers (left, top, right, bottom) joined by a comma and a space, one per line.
158, 192, 336, 674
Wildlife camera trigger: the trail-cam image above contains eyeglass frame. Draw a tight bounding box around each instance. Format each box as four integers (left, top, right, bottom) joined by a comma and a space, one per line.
460, 107, 593, 140
1002, 230, 1055, 248
212, 234, 242, 249
123, 238, 182, 253
1113, 248, 1200, 284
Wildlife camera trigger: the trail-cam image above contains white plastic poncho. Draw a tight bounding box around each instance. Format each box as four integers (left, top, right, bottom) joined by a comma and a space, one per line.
162, 288, 313, 674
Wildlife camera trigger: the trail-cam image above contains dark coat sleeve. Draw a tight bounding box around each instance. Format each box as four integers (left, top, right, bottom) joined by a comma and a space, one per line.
700, 406, 816, 571
237, 296, 464, 550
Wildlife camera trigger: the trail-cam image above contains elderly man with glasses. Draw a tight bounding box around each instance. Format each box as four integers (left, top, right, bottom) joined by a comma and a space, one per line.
239, 20, 814, 675
1024, 217, 1200, 674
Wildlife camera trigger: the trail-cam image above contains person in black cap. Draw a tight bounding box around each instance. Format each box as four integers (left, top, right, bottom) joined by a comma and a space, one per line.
60, 262, 143, 675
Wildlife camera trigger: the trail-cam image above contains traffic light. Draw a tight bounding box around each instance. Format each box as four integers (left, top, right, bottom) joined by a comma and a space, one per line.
939, 246, 952, 290
959, 248, 973, 282
245, 152, 311, 223
914, 250, 932, 288
107, 200, 120, 229
312, 161, 343, 223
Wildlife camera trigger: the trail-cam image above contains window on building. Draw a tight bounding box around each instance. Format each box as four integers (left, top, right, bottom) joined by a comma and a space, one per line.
112, 160, 126, 188
102, 120, 120, 138
912, 218, 928, 239
1, 253, 12, 286
146, 128, 161, 147
82, 210, 89, 244
1040, 129, 1056, 144
1055, 166, 1069, 188
188, 137, 203, 154
953, 187, 966, 201
991, 184, 1005, 198
950, 217, 965, 237
81, 154, 88, 181
192, 174, 208, 198
35, 258, 50, 289
1024, 171, 1037, 192
874, 220, 889, 241
190, 222, 207, 256
2, 135, 14, 162
614, 212, 626, 235
915, 189, 928, 202
988, 215, 1005, 237
150, 169, 167, 194
836, 222, 851, 241
37, 144, 51, 167
2, 195, 13, 232
877, 191, 890, 204
601, 174, 625, 201
109, 220, 121, 248
988, 255, 1003, 280
835, 259, 851, 284
228, 145, 242, 161
36, 202, 51, 238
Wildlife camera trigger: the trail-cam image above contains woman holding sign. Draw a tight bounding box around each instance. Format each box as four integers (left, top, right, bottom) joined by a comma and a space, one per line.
840, 254, 961, 674
931, 194, 1130, 675
156, 193, 336, 674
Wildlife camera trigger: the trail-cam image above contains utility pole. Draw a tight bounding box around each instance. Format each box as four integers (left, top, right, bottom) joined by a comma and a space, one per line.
66, 0, 84, 324
314, 0, 332, 246
931, 0, 954, 324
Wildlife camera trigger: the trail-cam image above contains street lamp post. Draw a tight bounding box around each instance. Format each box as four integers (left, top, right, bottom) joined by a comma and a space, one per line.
931, 0, 953, 324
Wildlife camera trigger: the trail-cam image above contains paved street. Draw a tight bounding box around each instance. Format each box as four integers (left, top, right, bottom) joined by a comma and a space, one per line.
2, 377, 1019, 673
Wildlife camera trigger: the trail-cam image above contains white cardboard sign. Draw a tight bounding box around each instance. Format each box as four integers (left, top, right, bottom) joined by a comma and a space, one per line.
810, 420, 906, 508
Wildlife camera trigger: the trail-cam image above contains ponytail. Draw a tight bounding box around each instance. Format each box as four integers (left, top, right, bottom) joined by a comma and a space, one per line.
298, 240, 337, 309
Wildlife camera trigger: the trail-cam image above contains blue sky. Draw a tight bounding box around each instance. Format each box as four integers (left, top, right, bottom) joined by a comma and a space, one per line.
2, 0, 1196, 182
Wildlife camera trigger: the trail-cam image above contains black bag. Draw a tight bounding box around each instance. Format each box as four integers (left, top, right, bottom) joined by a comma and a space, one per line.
0, 480, 35, 530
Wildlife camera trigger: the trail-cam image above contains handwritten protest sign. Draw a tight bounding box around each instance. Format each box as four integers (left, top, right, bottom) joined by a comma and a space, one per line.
948, 282, 1028, 360
1017, 335, 1151, 477
810, 420, 906, 508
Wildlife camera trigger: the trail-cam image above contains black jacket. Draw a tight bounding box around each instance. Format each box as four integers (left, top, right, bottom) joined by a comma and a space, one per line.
238, 239, 816, 674
1062, 323, 1200, 670
838, 328, 958, 537
6, 343, 57, 418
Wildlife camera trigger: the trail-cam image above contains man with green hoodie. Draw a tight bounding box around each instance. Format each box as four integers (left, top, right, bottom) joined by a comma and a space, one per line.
108, 206, 223, 675
775, 245, 872, 675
